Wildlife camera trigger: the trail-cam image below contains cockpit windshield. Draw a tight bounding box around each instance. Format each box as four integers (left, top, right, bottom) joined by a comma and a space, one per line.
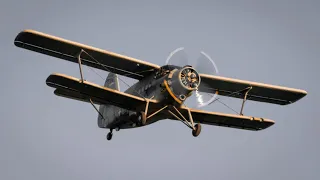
154, 65, 182, 79
161, 65, 182, 71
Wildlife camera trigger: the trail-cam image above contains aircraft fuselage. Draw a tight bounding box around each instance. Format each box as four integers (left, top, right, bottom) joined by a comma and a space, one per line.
98, 65, 201, 130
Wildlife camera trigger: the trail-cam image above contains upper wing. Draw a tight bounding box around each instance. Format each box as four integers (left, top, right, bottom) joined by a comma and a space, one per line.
14, 30, 160, 80
198, 74, 307, 105
169, 107, 275, 131
46, 73, 161, 112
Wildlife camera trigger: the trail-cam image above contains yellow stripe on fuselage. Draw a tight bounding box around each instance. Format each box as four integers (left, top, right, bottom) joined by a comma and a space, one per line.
163, 80, 182, 104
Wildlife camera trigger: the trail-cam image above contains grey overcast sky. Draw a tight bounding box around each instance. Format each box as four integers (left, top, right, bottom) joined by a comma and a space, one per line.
0, 0, 319, 179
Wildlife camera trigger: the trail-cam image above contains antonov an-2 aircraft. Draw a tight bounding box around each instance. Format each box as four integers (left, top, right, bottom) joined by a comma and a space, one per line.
14, 29, 307, 140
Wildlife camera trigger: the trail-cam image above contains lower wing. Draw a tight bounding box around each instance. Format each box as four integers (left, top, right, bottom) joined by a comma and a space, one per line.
167, 107, 275, 131
46, 73, 161, 112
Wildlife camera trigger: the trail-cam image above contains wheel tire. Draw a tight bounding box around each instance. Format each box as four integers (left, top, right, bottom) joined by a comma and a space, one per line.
192, 123, 201, 137
139, 111, 147, 126
106, 132, 113, 140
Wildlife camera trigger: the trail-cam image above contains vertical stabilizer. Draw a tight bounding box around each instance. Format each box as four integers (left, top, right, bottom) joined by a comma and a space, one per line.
98, 73, 120, 128
104, 73, 120, 91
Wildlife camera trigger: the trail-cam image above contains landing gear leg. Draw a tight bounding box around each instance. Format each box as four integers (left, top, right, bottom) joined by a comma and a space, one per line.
138, 111, 147, 126
138, 100, 150, 126
134, 104, 168, 127
168, 106, 202, 137
106, 129, 113, 141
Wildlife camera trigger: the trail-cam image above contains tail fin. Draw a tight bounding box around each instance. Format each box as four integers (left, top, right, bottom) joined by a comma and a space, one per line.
104, 73, 120, 91
98, 73, 120, 128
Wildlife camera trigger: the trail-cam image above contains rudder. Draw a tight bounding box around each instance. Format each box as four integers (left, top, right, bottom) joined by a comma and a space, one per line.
98, 73, 120, 128
104, 73, 120, 91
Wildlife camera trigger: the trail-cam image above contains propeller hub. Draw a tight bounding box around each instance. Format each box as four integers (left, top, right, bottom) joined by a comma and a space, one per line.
179, 66, 201, 90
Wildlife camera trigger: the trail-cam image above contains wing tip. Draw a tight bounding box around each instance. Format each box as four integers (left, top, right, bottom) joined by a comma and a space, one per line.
282, 89, 307, 105
46, 73, 77, 85
293, 89, 308, 96
18, 29, 37, 34
14, 29, 37, 47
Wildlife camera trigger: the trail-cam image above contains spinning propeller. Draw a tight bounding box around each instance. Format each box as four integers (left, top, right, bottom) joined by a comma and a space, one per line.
165, 47, 219, 108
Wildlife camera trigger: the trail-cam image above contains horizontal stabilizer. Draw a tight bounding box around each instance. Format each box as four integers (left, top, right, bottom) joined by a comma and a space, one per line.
198, 74, 307, 105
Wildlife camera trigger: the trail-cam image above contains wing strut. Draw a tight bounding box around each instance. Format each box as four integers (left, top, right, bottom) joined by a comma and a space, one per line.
208, 86, 254, 116
78, 49, 85, 82
146, 105, 168, 119
240, 86, 252, 115
89, 98, 106, 121
142, 98, 169, 125
76, 49, 151, 102
167, 106, 201, 136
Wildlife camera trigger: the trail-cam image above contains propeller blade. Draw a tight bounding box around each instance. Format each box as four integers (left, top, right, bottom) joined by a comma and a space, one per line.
194, 51, 219, 108
195, 51, 219, 75
165, 47, 190, 67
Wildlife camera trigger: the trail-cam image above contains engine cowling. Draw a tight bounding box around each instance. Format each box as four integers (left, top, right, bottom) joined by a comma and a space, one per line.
163, 66, 201, 104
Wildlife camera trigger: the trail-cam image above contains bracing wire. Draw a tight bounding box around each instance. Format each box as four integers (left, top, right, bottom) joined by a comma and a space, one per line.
203, 87, 253, 115
80, 50, 148, 100
82, 49, 250, 116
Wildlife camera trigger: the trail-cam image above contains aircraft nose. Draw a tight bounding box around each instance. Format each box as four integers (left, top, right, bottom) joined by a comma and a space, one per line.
190, 73, 196, 78
191, 82, 198, 88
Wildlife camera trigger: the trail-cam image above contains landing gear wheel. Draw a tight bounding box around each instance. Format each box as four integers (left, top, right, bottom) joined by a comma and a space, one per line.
138, 111, 147, 126
106, 132, 113, 140
192, 124, 201, 137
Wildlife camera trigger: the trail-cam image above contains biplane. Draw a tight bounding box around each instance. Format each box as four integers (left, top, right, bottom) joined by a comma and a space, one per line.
14, 29, 307, 140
